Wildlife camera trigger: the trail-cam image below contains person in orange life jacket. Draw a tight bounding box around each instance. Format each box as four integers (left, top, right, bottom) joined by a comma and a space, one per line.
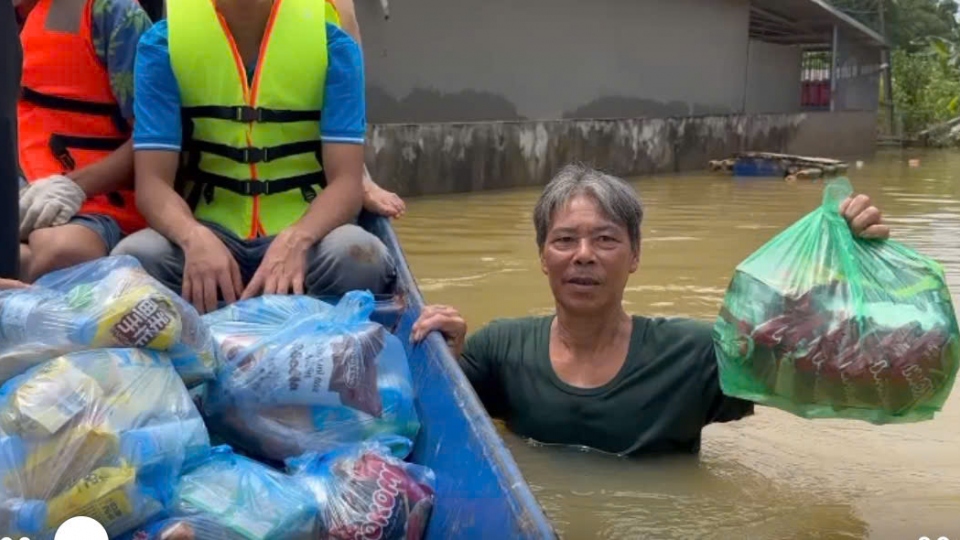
331, 0, 405, 219
112, 0, 397, 314
14, 0, 152, 283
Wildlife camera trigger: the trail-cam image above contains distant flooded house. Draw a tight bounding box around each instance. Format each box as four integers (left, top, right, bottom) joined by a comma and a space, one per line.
356, 0, 886, 195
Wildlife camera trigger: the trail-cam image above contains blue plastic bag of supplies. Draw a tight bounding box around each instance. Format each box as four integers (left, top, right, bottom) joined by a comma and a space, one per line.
201, 291, 420, 462
123, 445, 318, 540
286, 435, 436, 540
201, 294, 334, 328
0, 255, 217, 388
0, 348, 210, 539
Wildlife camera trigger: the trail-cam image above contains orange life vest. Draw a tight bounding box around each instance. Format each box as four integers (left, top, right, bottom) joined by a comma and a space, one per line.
17, 0, 147, 236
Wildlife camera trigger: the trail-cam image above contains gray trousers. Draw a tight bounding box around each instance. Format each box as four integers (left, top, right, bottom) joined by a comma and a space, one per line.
111, 221, 397, 299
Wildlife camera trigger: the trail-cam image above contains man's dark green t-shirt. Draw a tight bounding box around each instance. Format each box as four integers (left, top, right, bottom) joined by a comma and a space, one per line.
459, 316, 755, 456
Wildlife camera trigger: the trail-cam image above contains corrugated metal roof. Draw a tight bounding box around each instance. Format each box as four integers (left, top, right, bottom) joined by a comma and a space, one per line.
750, 0, 887, 47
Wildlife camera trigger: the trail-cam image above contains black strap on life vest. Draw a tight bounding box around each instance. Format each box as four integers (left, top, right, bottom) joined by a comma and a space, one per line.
184, 170, 323, 211
179, 104, 325, 210
21, 86, 130, 133
22, 87, 130, 208
193, 170, 324, 197
188, 140, 320, 165
48, 133, 126, 171
47, 134, 127, 208
182, 105, 319, 124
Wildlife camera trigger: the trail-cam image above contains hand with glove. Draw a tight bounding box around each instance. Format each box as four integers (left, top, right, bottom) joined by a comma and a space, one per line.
18, 174, 87, 240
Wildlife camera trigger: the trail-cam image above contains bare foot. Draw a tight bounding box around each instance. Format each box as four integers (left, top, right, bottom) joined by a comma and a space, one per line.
364, 185, 406, 219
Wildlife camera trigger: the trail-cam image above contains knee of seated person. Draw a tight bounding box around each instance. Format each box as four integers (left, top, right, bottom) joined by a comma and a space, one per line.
26, 227, 106, 282
111, 230, 173, 275
306, 225, 396, 296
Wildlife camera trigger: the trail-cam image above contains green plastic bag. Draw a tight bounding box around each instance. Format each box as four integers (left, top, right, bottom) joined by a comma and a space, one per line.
713, 178, 960, 424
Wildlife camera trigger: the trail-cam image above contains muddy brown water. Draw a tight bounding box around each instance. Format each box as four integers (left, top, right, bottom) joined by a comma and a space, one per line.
393, 148, 960, 540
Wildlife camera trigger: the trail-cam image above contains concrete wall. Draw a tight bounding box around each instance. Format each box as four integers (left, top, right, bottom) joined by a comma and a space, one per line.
355, 0, 751, 123
366, 112, 877, 196
353, 0, 880, 196
745, 40, 802, 114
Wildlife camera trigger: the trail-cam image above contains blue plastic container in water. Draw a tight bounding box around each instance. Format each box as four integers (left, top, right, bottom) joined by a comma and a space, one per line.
732, 157, 786, 178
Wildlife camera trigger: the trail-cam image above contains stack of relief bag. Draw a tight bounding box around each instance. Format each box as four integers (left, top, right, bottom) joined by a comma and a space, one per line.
0, 255, 436, 540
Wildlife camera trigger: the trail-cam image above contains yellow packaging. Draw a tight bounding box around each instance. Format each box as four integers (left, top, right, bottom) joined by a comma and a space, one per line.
45, 463, 136, 530
6, 422, 119, 498
90, 286, 182, 350
0, 357, 105, 437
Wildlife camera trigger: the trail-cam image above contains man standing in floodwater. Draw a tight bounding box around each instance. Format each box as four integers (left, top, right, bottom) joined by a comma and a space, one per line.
114, 0, 397, 314
412, 164, 889, 456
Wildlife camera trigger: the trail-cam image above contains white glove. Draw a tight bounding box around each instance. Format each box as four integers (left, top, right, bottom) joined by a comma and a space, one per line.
19, 174, 87, 240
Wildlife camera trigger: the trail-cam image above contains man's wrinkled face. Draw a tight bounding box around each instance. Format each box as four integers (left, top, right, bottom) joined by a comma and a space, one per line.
540, 194, 639, 314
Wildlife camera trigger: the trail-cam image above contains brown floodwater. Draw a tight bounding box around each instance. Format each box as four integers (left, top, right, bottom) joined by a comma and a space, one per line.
393, 148, 960, 540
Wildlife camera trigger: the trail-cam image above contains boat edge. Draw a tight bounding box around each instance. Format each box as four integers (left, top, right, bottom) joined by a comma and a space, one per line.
363, 212, 558, 539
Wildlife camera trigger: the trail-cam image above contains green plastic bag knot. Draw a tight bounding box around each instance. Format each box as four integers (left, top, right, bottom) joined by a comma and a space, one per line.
821, 177, 854, 214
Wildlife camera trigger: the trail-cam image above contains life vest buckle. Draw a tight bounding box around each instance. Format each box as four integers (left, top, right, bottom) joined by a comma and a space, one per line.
241, 146, 268, 164
235, 106, 263, 123
48, 136, 76, 171
203, 183, 216, 203
239, 180, 268, 196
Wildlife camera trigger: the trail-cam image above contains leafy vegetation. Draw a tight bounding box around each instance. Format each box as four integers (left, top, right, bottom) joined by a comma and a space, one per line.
890, 48, 960, 134
830, 0, 959, 51
830, 0, 960, 136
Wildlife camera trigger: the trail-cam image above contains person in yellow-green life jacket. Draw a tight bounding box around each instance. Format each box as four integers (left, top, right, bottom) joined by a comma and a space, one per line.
112, 0, 397, 313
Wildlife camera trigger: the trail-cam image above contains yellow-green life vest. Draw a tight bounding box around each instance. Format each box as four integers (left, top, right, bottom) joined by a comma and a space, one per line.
167, 0, 339, 239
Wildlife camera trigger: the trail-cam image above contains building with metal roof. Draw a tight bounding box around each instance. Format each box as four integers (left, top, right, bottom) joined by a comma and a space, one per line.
359, 0, 887, 195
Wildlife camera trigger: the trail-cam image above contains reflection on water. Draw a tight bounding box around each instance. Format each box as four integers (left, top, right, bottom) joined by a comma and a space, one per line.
394, 149, 960, 539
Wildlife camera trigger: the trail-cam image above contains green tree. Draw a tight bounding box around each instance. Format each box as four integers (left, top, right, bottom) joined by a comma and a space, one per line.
831, 0, 960, 136
887, 0, 959, 51
890, 48, 960, 134
829, 0, 959, 51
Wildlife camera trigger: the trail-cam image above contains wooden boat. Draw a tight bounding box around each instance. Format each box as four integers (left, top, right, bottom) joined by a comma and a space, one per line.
355, 210, 558, 539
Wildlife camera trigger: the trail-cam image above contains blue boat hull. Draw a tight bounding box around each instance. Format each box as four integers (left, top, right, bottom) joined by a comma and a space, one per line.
356, 211, 557, 539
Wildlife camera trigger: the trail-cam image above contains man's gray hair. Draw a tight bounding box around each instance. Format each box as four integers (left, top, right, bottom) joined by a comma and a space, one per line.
534, 164, 644, 252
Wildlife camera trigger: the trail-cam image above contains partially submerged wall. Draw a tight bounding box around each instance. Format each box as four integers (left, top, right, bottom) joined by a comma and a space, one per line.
366, 111, 877, 196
